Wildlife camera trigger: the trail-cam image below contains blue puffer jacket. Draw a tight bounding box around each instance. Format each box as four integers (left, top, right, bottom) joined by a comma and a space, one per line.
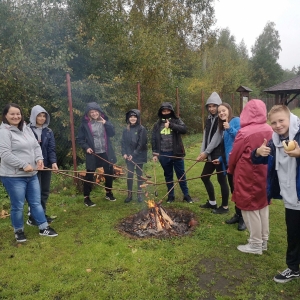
251, 128, 300, 202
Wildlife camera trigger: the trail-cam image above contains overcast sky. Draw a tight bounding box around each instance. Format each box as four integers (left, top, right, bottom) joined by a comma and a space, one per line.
213, 0, 300, 70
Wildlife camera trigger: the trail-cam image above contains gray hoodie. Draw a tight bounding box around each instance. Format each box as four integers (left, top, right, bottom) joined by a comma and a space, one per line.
0, 122, 43, 177
29, 105, 50, 142
273, 112, 300, 209
201, 92, 222, 157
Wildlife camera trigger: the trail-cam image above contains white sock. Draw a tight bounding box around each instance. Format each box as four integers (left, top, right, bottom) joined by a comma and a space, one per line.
209, 200, 217, 205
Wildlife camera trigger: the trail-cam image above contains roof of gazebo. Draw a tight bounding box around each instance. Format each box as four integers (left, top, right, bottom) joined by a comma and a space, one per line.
264, 75, 300, 94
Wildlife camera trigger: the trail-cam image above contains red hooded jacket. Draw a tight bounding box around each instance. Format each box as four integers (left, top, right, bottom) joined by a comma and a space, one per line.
227, 99, 273, 211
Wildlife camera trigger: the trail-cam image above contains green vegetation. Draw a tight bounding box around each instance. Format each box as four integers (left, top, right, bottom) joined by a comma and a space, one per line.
0, 137, 299, 299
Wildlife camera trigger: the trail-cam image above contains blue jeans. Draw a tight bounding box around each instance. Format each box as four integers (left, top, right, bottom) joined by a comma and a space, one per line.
159, 151, 189, 197
1, 175, 48, 231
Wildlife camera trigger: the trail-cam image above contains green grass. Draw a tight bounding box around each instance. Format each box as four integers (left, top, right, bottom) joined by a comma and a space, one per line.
0, 133, 299, 299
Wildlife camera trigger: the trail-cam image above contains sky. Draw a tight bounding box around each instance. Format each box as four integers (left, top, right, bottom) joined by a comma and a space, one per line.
213, 0, 300, 70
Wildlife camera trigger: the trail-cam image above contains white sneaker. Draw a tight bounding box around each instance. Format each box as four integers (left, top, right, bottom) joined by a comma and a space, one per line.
237, 243, 262, 255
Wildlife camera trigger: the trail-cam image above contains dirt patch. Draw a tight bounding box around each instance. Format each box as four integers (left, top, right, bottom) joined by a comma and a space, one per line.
117, 207, 197, 239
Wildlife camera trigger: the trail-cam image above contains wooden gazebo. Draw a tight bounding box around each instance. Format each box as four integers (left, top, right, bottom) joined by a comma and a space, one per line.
264, 75, 300, 105
236, 85, 253, 112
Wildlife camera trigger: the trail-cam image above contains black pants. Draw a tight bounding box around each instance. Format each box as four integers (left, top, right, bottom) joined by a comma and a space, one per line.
84, 152, 113, 197
227, 173, 242, 217
201, 162, 229, 207
126, 161, 143, 193
285, 208, 300, 271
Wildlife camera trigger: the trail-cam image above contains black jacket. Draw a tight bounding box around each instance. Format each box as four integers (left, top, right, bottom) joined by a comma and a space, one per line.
151, 102, 186, 157
121, 109, 148, 164
77, 102, 116, 170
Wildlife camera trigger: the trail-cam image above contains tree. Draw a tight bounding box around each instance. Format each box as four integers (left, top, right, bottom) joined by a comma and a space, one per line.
250, 21, 283, 93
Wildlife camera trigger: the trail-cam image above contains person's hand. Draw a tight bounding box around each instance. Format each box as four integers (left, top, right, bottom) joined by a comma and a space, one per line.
127, 155, 132, 161
153, 156, 158, 162
285, 141, 300, 157
52, 163, 58, 172
164, 119, 170, 128
99, 116, 106, 124
256, 139, 271, 157
123, 154, 128, 160
36, 160, 44, 170
212, 158, 220, 165
196, 152, 208, 162
86, 148, 93, 154
223, 121, 230, 129
24, 164, 34, 172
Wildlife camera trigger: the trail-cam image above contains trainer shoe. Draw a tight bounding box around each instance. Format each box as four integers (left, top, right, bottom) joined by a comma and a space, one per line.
15, 230, 27, 243
105, 193, 116, 201
39, 226, 58, 237
262, 240, 268, 251
212, 206, 229, 214
166, 195, 175, 203
238, 217, 247, 231
183, 195, 193, 203
26, 216, 38, 227
137, 194, 143, 203
84, 197, 96, 207
273, 268, 300, 283
237, 243, 262, 255
200, 200, 217, 209
225, 214, 239, 224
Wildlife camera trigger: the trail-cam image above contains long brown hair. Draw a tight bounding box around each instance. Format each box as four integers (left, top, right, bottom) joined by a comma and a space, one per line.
2, 103, 24, 131
218, 102, 233, 131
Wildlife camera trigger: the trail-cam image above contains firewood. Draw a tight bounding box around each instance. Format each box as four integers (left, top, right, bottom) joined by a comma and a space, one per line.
159, 207, 174, 225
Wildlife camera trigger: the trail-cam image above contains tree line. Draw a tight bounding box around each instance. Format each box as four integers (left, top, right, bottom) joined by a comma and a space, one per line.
1, 0, 299, 166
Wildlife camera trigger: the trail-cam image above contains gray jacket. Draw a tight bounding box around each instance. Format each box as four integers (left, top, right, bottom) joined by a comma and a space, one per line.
0, 122, 43, 177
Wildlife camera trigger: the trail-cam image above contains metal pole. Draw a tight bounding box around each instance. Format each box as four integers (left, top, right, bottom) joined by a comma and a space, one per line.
66, 73, 78, 181
176, 86, 180, 116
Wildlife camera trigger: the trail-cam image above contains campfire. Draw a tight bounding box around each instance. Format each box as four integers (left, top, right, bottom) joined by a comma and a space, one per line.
118, 200, 197, 238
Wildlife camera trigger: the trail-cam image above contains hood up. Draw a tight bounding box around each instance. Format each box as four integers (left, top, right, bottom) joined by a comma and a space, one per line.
240, 99, 267, 128
157, 102, 177, 119
125, 109, 141, 125
84, 102, 108, 121
29, 105, 50, 127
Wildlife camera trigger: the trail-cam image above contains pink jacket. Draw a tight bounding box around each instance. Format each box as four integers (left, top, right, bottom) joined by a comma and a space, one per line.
227, 100, 273, 211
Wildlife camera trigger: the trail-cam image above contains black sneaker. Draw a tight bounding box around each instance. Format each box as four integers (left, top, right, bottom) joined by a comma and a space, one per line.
45, 215, 54, 223
225, 214, 239, 224
238, 217, 247, 231
39, 226, 58, 237
137, 194, 143, 203
26, 217, 38, 227
183, 195, 193, 203
166, 195, 175, 203
273, 268, 300, 283
200, 200, 217, 209
15, 230, 27, 242
105, 193, 116, 201
212, 206, 229, 214
84, 197, 96, 207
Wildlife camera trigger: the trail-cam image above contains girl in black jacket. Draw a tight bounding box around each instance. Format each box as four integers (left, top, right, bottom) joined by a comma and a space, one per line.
77, 102, 117, 206
121, 109, 147, 203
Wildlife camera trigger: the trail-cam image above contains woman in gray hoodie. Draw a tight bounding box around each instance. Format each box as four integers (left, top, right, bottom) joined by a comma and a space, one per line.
0, 103, 58, 242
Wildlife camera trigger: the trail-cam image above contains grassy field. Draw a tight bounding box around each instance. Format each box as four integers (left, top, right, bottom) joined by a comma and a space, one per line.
0, 132, 299, 299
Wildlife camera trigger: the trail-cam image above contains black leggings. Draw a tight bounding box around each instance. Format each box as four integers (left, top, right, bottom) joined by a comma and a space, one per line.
126, 161, 143, 193
201, 162, 229, 207
227, 172, 242, 217
84, 152, 114, 196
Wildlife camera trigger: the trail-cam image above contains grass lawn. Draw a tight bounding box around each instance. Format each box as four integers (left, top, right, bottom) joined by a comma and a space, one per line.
0, 133, 299, 299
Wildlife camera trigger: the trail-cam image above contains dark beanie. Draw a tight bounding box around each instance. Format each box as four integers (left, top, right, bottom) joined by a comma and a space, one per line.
129, 111, 137, 117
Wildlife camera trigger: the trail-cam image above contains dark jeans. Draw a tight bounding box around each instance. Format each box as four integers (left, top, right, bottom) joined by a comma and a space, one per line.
126, 161, 143, 193
285, 208, 300, 271
201, 162, 229, 207
227, 172, 242, 217
84, 152, 113, 196
159, 151, 189, 197
37, 170, 52, 213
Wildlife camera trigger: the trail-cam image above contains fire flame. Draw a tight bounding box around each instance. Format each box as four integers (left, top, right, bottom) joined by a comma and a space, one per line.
147, 200, 156, 208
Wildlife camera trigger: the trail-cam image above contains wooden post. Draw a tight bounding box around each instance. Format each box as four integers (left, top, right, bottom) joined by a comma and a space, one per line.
66, 72, 77, 183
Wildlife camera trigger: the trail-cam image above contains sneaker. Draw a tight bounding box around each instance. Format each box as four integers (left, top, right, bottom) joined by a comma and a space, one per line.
212, 206, 229, 214
26, 217, 38, 227
200, 200, 217, 209
39, 226, 58, 237
225, 214, 239, 224
183, 195, 193, 203
105, 193, 116, 201
45, 215, 54, 223
166, 195, 175, 203
274, 268, 300, 283
84, 197, 96, 207
15, 230, 27, 243
237, 243, 262, 255
262, 240, 268, 251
